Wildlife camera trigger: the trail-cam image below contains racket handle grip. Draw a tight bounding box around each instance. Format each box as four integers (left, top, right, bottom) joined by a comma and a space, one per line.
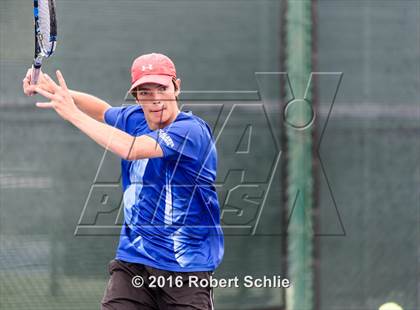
31, 66, 41, 85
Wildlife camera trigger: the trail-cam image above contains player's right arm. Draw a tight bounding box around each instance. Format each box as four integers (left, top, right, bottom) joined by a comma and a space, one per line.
23, 68, 111, 122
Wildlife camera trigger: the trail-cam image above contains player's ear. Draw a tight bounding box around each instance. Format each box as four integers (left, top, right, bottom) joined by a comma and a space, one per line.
174, 79, 181, 97
131, 88, 140, 104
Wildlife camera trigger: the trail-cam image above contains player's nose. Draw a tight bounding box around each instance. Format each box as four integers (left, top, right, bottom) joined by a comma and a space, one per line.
150, 90, 161, 101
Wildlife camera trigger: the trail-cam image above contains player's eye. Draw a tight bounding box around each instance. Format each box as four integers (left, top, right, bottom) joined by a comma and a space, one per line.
138, 90, 149, 96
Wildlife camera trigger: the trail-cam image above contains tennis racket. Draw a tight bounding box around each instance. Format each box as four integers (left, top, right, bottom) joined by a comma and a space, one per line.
31, 0, 57, 85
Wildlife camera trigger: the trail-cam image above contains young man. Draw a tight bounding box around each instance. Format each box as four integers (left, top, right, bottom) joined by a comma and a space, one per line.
23, 53, 224, 309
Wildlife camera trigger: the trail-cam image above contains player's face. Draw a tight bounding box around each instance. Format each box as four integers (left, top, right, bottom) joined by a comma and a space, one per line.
135, 80, 181, 130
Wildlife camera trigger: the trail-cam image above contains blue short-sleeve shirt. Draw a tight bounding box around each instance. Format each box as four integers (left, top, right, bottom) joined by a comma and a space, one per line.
104, 105, 224, 272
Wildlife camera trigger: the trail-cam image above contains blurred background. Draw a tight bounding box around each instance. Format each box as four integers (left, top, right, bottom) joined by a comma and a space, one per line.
0, 0, 418, 309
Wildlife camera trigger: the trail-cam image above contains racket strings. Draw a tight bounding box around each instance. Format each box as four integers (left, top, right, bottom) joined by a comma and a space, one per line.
35, 0, 57, 57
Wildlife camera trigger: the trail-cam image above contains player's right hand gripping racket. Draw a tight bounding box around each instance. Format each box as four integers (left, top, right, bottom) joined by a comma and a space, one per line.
31, 0, 57, 85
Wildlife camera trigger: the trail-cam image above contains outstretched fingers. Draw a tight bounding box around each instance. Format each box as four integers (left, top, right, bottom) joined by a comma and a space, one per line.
36, 102, 54, 109
56, 70, 69, 91
43, 73, 60, 92
35, 87, 56, 100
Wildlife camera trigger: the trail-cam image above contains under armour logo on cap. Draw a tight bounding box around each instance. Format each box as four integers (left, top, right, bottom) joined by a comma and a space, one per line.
141, 64, 153, 71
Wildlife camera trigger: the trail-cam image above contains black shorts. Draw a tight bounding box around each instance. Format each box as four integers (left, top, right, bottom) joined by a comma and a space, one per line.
101, 259, 215, 310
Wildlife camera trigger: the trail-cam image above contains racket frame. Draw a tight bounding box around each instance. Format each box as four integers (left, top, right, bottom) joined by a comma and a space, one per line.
31, 0, 57, 85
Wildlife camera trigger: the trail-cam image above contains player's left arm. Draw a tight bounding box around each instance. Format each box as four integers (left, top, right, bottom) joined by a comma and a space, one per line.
33, 70, 163, 160
71, 113, 163, 160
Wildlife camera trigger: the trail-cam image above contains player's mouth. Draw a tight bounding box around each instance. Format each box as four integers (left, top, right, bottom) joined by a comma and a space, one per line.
150, 108, 165, 113
150, 104, 166, 113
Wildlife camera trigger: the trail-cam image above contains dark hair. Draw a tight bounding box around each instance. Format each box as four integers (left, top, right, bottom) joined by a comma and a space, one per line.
172, 78, 179, 102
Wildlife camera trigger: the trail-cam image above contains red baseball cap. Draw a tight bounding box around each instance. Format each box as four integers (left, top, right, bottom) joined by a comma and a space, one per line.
129, 53, 177, 95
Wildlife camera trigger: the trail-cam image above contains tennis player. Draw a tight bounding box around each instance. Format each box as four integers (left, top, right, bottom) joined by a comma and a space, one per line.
23, 53, 224, 310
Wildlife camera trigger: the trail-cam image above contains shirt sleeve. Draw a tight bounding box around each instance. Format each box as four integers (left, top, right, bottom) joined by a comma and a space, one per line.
104, 107, 126, 131
145, 120, 204, 161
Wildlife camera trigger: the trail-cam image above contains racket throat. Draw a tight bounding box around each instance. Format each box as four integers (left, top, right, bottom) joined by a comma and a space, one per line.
33, 55, 43, 68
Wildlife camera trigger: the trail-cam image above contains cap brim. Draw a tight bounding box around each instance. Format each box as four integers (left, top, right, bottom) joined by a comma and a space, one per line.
129, 75, 173, 95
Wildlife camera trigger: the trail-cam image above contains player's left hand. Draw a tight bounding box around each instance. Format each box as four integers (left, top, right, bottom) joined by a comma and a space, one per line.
34, 70, 81, 122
